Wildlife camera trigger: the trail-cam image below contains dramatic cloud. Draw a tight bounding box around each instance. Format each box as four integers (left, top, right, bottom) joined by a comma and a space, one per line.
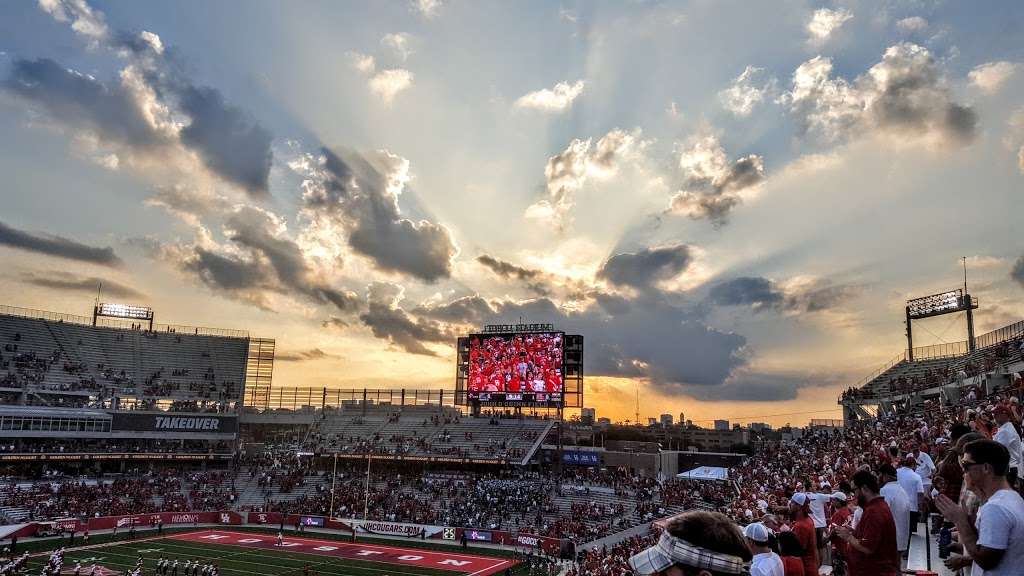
475, 255, 556, 296
20, 270, 142, 298
0, 220, 122, 266
164, 206, 359, 313
5, 58, 166, 149
360, 282, 451, 356
525, 128, 641, 228
412, 295, 496, 326
719, 66, 777, 117
896, 16, 928, 33
667, 134, 765, 226
969, 61, 1018, 94
1012, 256, 1024, 288
806, 8, 852, 44
144, 184, 230, 227
294, 147, 457, 282
416, 293, 748, 389
708, 276, 857, 313
16, 2, 275, 197
598, 244, 693, 290
175, 85, 273, 195
276, 348, 338, 362
782, 43, 978, 146
515, 80, 586, 112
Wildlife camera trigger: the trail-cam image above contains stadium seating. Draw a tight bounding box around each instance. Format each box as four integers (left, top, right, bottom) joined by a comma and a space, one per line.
0, 312, 248, 410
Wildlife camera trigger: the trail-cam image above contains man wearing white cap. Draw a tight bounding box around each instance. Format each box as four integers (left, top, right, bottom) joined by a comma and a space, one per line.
744, 522, 784, 576
789, 493, 819, 576
629, 511, 752, 576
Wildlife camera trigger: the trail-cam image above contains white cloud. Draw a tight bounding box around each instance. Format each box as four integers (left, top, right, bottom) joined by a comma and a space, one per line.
348, 52, 377, 74
514, 80, 586, 113
526, 128, 643, 228
807, 8, 853, 44
95, 153, 119, 170
381, 33, 413, 61
368, 69, 413, 104
969, 61, 1018, 94
719, 66, 777, 117
668, 133, 766, 226
412, 0, 441, 18
896, 16, 928, 33
781, 43, 977, 146
38, 0, 109, 45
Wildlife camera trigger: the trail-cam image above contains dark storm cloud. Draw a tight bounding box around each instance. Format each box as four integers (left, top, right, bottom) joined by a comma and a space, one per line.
476, 255, 542, 280
411, 295, 496, 326
1012, 256, 1024, 288
4, 58, 163, 149
708, 277, 782, 308
304, 148, 457, 282
176, 85, 273, 197
414, 293, 747, 389
11, 2, 275, 197
20, 270, 143, 299
681, 371, 833, 402
476, 254, 553, 295
275, 348, 338, 362
708, 276, 857, 313
597, 244, 693, 289
360, 283, 452, 356
0, 220, 122, 267
172, 206, 359, 313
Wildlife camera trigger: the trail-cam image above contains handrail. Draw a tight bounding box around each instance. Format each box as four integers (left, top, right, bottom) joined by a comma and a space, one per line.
853, 352, 907, 389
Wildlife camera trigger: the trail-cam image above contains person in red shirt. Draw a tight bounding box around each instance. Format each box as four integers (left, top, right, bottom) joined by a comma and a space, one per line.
827, 491, 853, 575
836, 470, 899, 576
788, 493, 818, 576
777, 531, 806, 576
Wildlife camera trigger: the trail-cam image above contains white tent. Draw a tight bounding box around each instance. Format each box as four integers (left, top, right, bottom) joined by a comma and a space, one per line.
676, 466, 729, 481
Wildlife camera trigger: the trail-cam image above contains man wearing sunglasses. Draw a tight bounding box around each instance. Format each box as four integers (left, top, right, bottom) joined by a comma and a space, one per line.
935, 440, 1024, 575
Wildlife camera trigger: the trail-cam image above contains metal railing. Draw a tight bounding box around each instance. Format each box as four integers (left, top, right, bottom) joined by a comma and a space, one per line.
975, 320, 1024, 349
909, 340, 969, 361
0, 303, 249, 339
245, 387, 461, 412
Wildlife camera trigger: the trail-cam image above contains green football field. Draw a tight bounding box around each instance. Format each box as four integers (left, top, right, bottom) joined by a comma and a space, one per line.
25, 531, 541, 576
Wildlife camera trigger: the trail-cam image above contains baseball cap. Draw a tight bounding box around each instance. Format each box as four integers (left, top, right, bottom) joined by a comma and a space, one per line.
790, 493, 808, 506
743, 522, 770, 544
821, 481, 832, 489
831, 492, 847, 502
993, 405, 1011, 417
629, 532, 746, 576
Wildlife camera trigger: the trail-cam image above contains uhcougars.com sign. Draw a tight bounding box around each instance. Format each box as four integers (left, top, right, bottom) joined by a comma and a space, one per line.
339, 520, 446, 539
111, 413, 238, 434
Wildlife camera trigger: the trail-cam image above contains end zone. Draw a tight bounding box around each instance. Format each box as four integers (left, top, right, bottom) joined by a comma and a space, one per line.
169, 530, 517, 575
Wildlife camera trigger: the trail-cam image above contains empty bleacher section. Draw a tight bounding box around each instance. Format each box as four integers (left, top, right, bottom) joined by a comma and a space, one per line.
303, 404, 555, 464
0, 306, 251, 412
840, 318, 1024, 416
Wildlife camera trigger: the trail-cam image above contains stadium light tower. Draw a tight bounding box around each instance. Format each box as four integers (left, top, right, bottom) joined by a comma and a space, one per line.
93, 302, 154, 330
904, 287, 978, 360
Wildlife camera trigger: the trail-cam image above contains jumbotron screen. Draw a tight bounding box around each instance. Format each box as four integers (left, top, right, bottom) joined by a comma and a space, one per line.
467, 332, 564, 406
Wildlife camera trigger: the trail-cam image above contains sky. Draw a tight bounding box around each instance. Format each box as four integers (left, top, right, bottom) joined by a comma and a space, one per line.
1, 0, 1023, 427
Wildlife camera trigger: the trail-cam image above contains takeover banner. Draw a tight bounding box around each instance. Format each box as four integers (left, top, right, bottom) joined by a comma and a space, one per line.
111, 413, 238, 434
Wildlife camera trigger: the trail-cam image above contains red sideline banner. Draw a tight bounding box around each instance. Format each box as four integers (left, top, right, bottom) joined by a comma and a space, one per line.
86, 511, 242, 531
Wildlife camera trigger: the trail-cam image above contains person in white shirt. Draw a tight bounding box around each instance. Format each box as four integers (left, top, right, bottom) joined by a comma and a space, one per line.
879, 464, 911, 555
992, 405, 1022, 488
935, 439, 1024, 576
897, 455, 926, 534
805, 481, 832, 566
913, 446, 936, 492
743, 522, 784, 576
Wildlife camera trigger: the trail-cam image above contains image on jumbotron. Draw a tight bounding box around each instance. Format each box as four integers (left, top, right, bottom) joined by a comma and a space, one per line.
468, 332, 564, 405
2, 1, 1023, 576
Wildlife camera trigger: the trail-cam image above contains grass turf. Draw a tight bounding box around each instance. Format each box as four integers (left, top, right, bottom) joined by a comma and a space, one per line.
25, 533, 543, 576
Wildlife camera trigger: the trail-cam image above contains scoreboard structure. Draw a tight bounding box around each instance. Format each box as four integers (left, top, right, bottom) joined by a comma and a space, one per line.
455, 324, 583, 410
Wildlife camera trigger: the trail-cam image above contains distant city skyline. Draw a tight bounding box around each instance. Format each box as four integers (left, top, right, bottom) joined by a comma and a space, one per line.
1, 1, 1023, 426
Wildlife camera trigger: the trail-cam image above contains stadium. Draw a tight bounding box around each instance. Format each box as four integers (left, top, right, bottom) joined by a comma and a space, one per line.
0, 286, 1020, 576
3, 1, 1024, 576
